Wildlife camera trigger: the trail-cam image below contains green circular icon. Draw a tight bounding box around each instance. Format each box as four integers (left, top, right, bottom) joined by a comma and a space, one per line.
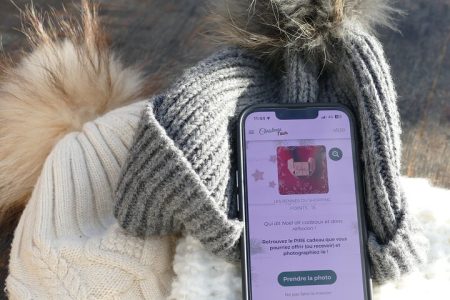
329, 147, 343, 161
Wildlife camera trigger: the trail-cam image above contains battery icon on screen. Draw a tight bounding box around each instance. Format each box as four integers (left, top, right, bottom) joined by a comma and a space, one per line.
335, 115, 342, 119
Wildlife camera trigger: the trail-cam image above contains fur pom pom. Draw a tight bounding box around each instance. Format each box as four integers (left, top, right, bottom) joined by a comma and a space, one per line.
211, 0, 399, 62
0, 0, 144, 229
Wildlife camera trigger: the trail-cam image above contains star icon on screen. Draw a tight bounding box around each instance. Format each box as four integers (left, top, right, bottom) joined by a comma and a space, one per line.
269, 181, 276, 188
252, 169, 264, 181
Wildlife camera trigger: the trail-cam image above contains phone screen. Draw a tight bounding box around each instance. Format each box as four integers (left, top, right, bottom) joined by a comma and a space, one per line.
241, 107, 368, 300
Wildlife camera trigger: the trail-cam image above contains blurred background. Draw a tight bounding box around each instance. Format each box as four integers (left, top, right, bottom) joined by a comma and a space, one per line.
0, 0, 448, 298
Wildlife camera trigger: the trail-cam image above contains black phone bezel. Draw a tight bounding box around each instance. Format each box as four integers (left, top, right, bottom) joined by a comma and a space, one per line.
237, 103, 372, 300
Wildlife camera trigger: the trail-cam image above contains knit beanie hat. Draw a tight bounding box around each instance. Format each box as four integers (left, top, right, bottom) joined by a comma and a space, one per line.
4, 4, 176, 297
8, 102, 176, 299
114, 0, 428, 282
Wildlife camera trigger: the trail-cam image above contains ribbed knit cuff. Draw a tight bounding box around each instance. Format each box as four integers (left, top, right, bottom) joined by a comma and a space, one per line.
114, 100, 243, 260
368, 214, 428, 283
114, 47, 281, 261
339, 27, 429, 282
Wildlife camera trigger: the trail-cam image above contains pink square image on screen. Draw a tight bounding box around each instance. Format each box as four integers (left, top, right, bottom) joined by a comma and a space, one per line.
277, 145, 329, 195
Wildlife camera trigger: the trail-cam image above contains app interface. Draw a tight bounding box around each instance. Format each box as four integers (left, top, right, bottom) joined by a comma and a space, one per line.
244, 110, 365, 299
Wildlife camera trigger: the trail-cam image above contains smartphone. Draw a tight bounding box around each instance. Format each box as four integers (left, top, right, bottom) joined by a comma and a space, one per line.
237, 104, 371, 300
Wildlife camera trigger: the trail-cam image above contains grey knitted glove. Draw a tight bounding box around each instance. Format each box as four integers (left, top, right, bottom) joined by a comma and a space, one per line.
114, 0, 428, 282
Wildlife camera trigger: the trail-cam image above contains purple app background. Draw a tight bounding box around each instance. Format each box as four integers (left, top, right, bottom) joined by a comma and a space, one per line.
244, 110, 365, 299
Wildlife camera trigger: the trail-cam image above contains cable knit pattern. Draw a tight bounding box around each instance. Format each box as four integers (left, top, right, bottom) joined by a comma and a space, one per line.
114, 26, 427, 282
7, 102, 176, 299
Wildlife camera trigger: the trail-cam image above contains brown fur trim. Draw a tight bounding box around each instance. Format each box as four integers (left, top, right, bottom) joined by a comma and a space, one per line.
209, 0, 400, 63
0, 0, 145, 229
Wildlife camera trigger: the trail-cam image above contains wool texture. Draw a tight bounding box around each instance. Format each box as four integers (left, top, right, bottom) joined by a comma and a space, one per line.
114, 49, 280, 259
7, 101, 176, 299
4, 2, 174, 298
2, 0, 431, 298
114, 22, 428, 281
169, 178, 449, 300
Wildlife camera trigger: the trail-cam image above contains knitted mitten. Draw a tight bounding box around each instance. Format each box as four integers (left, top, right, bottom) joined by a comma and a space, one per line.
114, 0, 428, 282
